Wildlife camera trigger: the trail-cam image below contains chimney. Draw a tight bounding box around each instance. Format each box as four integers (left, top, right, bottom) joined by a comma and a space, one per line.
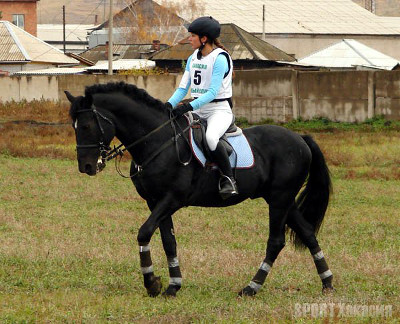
152, 39, 160, 51
95, 14, 98, 25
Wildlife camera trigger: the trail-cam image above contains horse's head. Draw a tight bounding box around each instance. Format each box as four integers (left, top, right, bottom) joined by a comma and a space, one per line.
65, 91, 115, 176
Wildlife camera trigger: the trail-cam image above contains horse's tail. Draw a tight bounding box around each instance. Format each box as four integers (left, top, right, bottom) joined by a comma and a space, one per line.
290, 135, 332, 249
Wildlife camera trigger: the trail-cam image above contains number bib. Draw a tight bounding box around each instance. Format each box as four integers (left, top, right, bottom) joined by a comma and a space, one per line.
188, 48, 233, 100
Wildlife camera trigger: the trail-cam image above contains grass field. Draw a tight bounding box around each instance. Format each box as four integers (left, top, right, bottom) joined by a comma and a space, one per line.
0, 101, 399, 322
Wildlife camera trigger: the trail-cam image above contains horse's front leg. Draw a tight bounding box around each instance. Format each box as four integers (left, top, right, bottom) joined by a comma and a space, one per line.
137, 195, 180, 297
160, 216, 182, 297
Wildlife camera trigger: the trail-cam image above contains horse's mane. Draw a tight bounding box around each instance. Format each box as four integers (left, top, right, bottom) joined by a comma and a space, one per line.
86, 81, 165, 109
69, 82, 165, 119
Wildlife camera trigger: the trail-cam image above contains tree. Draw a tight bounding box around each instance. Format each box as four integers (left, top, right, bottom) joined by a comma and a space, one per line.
110, 0, 204, 44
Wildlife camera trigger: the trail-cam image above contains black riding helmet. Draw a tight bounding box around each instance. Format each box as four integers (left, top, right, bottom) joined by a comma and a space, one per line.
188, 16, 221, 40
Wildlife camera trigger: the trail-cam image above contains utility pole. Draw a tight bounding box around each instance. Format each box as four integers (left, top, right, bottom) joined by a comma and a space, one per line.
108, 0, 113, 75
63, 5, 66, 53
262, 4, 265, 41
103, 0, 106, 24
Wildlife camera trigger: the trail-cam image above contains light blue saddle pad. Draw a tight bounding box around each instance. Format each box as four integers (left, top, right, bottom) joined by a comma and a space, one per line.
189, 128, 255, 169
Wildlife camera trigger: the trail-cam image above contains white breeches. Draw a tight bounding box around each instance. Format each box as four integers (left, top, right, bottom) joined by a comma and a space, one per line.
194, 100, 233, 151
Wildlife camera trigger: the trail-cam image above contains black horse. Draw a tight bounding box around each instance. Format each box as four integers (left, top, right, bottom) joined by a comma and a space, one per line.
65, 82, 334, 297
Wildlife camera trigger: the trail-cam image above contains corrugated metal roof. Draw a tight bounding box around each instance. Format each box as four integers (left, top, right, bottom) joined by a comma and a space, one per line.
79, 43, 168, 63
37, 24, 93, 43
12, 67, 86, 76
0, 21, 27, 61
298, 39, 400, 70
150, 24, 295, 61
157, 0, 400, 35
86, 59, 156, 71
0, 21, 79, 64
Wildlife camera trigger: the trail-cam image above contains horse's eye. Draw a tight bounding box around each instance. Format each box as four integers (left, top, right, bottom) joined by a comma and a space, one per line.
82, 124, 90, 130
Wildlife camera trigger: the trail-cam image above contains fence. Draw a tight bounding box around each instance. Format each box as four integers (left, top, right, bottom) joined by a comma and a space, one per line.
1, 70, 399, 122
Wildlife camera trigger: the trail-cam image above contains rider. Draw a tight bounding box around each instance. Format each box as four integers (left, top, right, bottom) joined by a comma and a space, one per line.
166, 16, 238, 199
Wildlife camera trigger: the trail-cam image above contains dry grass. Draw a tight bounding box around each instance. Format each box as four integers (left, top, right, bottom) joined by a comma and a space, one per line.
1, 101, 400, 181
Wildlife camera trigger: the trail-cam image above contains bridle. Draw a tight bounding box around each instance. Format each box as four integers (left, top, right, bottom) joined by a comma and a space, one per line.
75, 105, 114, 160
74, 104, 192, 177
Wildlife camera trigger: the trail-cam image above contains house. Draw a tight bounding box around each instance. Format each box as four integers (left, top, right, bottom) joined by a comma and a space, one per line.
79, 41, 168, 64
88, 0, 187, 48
297, 39, 400, 70
0, 0, 39, 36
149, 23, 295, 71
170, 0, 400, 61
0, 20, 78, 74
37, 24, 94, 54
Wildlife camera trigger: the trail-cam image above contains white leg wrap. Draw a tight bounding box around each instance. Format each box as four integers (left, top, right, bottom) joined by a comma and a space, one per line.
168, 257, 179, 268
169, 277, 182, 286
260, 262, 271, 273
319, 270, 333, 279
141, 265, 154, 274
313, 251, 324, 260
139, 244, 150, 252
249, 281, 262, 292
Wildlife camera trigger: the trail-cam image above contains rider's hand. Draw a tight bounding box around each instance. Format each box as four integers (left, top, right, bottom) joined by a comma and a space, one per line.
172, 103, 193, 117
164, 102, 173, 112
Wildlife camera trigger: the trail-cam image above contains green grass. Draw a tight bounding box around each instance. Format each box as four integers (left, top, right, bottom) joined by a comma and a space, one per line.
236, 115, 400, 132
0, 155, 399, 322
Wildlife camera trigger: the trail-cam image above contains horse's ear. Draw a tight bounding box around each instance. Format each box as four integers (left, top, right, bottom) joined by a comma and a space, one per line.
64, 91, 76, 103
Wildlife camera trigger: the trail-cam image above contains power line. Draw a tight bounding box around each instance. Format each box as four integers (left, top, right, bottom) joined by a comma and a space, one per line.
31, 1, 106, 61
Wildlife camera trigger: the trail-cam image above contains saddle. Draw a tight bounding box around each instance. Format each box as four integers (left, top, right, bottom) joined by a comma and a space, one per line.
187, 112, 243, 162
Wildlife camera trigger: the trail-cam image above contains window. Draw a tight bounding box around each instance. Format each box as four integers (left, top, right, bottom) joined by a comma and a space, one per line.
12, 14, 25, 29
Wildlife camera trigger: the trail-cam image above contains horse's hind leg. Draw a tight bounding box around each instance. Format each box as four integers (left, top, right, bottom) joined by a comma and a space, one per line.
286, 206, 334, 293
239, 205, 288, 296
159, 216, 182, 297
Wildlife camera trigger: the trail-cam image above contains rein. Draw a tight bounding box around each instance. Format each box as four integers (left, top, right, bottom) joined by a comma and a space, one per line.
75, 105, 192, 178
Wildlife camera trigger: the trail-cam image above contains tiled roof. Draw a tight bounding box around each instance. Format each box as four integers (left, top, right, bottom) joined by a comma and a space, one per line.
150, 24, 295, 61
37, 24, 93, 43
298, 39, 400, 70
0, 21, 78, 64
12, 67, 86, 75
158, 0, 400, 35
79, 43, 168, 63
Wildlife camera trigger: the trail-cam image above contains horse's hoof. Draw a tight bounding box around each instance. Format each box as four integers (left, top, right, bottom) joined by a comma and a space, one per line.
322, 286, 335, 295
238, 286, 257, 297
162, 284, 180, 297
146, 276, 162, 297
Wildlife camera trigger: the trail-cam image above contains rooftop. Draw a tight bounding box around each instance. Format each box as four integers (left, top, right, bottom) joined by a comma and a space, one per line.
150, 24, 295, 61
0, 21, 78, 64
159, 0, 400, 35
298, 39, 400, 70
79, 43, 168, 63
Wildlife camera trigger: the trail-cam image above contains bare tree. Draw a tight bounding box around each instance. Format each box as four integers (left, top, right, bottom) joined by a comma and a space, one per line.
112, 0, 204, 44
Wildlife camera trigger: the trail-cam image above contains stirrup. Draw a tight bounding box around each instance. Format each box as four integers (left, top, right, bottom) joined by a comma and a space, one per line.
218, 175, 239, 199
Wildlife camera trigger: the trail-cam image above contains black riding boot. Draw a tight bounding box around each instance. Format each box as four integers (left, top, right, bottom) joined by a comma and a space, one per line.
210, 141, 239, 199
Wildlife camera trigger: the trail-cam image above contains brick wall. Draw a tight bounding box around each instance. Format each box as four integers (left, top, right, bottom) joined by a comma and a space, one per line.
0, 1, 38, 36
